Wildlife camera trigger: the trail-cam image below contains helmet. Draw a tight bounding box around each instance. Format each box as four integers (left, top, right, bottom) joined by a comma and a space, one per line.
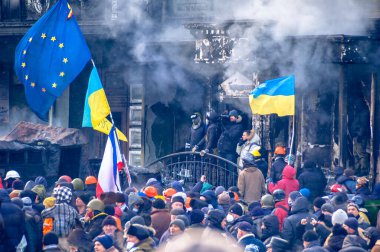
351, 195, 364, 207
242, 153, 255, 165
274, 146, 286, 155
71, 178, 84, 191
87, 199, 105, 212
4, 170, 20, 180
330, 184, 347, 193
143, 186, 158, 198
261, 194, 274, 208
85, 176, 98, 185
273, 189, 286, 202
58, 175, 72, 183
251, 147, 261, 158
206, 111, 218, 122
163, 188, 177, 198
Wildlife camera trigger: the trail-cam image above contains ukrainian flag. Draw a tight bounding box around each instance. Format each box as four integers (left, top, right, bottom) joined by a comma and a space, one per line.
249, 75, 295, 116
82, 66, 127, 142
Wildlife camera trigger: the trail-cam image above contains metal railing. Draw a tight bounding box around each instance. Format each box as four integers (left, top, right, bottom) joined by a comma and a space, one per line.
144, 151, 242, 189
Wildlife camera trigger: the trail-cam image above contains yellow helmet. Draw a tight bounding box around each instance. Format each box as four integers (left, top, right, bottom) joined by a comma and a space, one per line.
251, 147, 261, 157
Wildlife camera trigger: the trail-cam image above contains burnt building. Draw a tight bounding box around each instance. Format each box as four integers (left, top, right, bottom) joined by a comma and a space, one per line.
1, 0, 380, 183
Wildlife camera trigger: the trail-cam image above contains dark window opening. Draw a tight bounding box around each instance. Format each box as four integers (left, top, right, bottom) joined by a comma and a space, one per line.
59, 147, 81, 179
9, 150, 24, 164
27, 149, 42, 164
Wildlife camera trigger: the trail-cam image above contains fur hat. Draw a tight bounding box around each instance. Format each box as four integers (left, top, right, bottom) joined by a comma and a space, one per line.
170, 219, 186, 231
94, 235, 113, 249
126, 224, 150, 240
332, 209, 348, 225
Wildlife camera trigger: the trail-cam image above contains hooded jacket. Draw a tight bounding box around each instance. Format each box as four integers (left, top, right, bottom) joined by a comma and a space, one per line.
238, 166, 265, 203
324, 224, 347, 252
268, 166, 299, 201
262, 214, 280, 245
298, 166, 327, 200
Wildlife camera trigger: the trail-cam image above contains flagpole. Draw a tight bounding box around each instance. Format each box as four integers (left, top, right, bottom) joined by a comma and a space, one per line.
289, 115, 295, 158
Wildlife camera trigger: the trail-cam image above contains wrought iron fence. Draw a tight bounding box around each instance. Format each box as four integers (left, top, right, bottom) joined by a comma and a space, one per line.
144, 151, 242, 189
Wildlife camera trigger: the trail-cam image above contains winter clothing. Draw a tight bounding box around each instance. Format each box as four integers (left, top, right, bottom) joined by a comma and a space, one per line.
324, 224, 347, 252
273, 200, 289, 231
261, 214, 280, 245
268, 165, 299, 201
238, 233, 266, 252
67, 228, 93, 252
218, 116, 244, 154
270, 156, 287, 183
84, 211, 108, 239
238, 166, 265, 203
298, 165, 327, 200
197, 113, 219, 153
151, 209, 171, 240
236, 131, 261, 167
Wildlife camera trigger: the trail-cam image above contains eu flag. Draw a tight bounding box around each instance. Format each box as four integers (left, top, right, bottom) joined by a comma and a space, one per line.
14, 0, 91, 120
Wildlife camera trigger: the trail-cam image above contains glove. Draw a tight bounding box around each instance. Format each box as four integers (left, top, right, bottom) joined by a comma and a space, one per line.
200, 149, 209, 157
192, 145, 199, 152
238, 138, 246, 146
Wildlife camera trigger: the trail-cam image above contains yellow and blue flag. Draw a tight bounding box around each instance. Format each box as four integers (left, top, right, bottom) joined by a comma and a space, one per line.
14, 0, 91, 120
249, 75, 295, 116
82, 66, 128, 142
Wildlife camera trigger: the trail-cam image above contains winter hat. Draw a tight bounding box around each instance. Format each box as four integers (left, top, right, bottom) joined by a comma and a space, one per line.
128, 193, 143, 208
172, 192, 187, 203
269, 237, 289, 250
24, 180, 36, 191
94, 235, 113, 249
347, 202, 359, 211
21, 197, 32, 210
35, 176, 48, 188
313, 197, 326, 209
321, 203, 334, 214
43, 232, 59, 246
129, 216, 146, 226
102, 216, 117, 227
43, 197, 56, 209
303, 230, 319, 242
261, 194, 274, 208
200, 182, 213, 194
146, 177, 157, 186
126, 224, 150, 240
238, 221, 253, 232
332, 209, 348, 225
4, 170, 20, 180
32, 184, 46, 199
170, 208, 185, 216
171, 195, 185, 205
171, 181, 183, 192
87, 199, 104, 212
78, 193, 91, 205
152, 198, 166, 209
289, 191, 302, 202
215, 186, 226, 197
299, 188, 311, 198
248, 201, 261, 213
115, 192, 126, 203
250, 207, 264, 217
12, 180, 24, 190
189, 209, 205, 225
170, 219, 186, 231
71, 178, 84, 191
344, 217, 358, 231
189, 198, 208, 210
207, 209, 225, 225
229, 110, 239, 117
218, 192, 231, 205
228, 204, 243, 216
176, 215, 190, 227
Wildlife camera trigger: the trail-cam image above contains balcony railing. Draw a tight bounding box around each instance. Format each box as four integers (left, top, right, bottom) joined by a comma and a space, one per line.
144, 151, 242, 189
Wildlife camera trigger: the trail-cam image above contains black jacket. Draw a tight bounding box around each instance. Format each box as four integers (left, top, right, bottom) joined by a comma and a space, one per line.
198, 122, 219, 152
270, 157, 287, 183
188, 124, 205, 150
325, 224, 347, 252
0, 189, 25, 252
24, 208, 43, 252
217, 120, 244, 154
298, 167, 327, 200
84, 212, 108, 239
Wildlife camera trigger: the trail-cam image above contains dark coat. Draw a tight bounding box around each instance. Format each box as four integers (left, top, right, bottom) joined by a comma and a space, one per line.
254, 159, 268, 179
217, 119, 244, 154
0, 189, 25, 252
270, 157, 287, 183
150, 209, 171, 240
227, 215, 253, 239
325, 224, 347, 252
188, 124, 206, 150
201, 122, 219, 152
84, 212, 108, 239
261, 214, 280, 243
238, 234, 266, 252
298, 167, 327, 200
24, 208, 43, 252
281, 197, 316, 251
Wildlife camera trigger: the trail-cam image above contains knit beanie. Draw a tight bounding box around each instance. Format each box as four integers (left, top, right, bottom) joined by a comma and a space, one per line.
170, 219, 186, 231
300, 188, 311, 199
12, 180, 25, 190
303, 230, 319, 242
347, 202, 359, 211
43, 232, 59, 246
21, 197, 32, 210
152, 198, 166, 209
332, 209, 348, 225
321, 203, 334, 214
102, 216, 117, 227
176, 215, 190, 227
94, 235, 113, 249
313, 197, 326, 209
171, 195, 185, 205
130, 216, 146, 226
344, 217, 359, 231
170, 208, 185, 216
289, 191, 302, 202
228, 204, 243, 216
43, 197, 56, 209
215, 186, 226, 197
218, 192, 231, 205
189, 209, 205, 225
172, 192, 187, 203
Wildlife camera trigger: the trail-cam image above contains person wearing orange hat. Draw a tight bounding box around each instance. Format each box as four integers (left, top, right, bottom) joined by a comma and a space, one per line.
85, 176, 97, 198
143, 186, 158, 199
269, 145, 287, 184
163, 188, 177, 203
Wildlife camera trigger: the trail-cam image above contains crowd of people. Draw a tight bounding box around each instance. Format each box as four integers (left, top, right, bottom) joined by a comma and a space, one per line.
1, 148, 380, 252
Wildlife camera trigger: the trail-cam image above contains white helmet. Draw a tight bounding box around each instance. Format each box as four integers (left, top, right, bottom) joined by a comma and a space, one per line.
4, 170, 20, 180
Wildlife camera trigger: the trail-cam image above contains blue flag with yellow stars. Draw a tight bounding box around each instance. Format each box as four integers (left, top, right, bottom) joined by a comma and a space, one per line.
14, 0, 91, 120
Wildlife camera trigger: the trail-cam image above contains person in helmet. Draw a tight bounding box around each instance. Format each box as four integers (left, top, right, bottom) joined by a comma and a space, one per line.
251, 147, 268, 179
272, 189, 289, 231
85, 176, 98, 198
4, 170, 20, 190
269, 146, 287, 183
237, 152, 265, 203
198, 111, 220, 156
185, 112, 205, 152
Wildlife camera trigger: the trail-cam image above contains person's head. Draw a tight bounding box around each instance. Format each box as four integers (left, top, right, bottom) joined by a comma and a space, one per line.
288, 191, 302, 207
343, 217, 359, 234
67, 228, 93, 252
261, 194, 274, 208
76, 193, 91, 208
87, 199, 104, 213
320, 203, 334, 216
227, 204, 243, 221
102, 216, 117, 235
189, 209, 205, 225
229, 110, 239, 122
236, 221, 252, 239
346, 203, 360, 217
273, 189, 286, 203
302, 230, 319, 248
170, 208, 186, 222
313, 197, 326, 212
170, 219, 186, 236
332, 209, 348, 225
343, 168, 355, 178
124, 224, 150, 245
43, 232, 59, 248
242, 130, 251, 141
94, 235, 114, 252
171, 196, 185, 210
